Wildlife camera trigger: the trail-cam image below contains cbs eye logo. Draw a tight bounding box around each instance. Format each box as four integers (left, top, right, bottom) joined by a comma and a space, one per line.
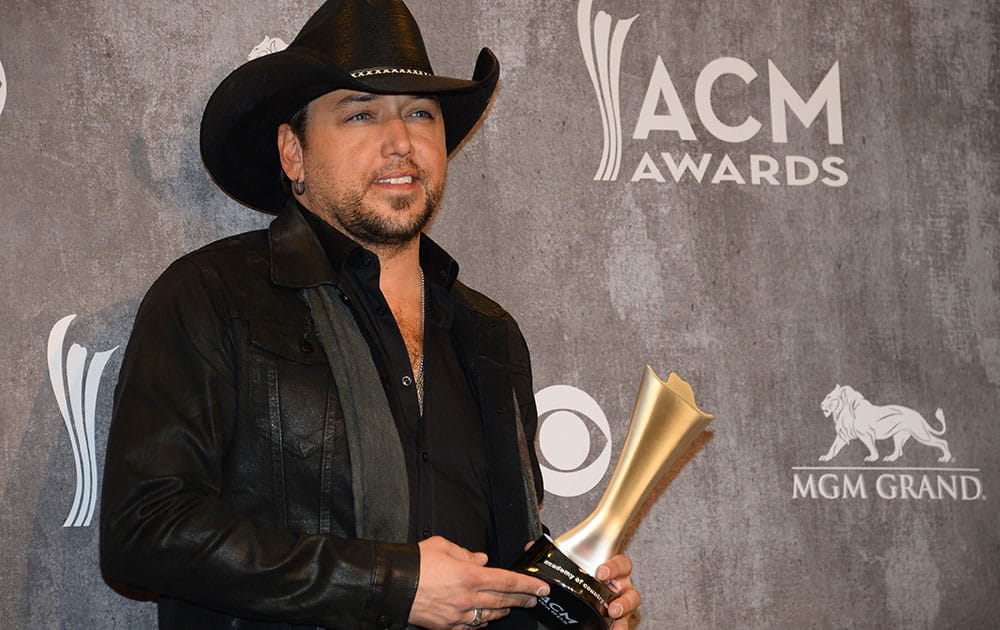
535, 385, 612, 497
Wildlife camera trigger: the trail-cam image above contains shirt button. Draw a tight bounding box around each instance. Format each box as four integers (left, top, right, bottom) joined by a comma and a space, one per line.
377, 306, 387, 316
338, 292, 350, 304
421, 451, 429, 462
422, 529, 432, 538
377, 614, 390, 628
401, 376, 413, 387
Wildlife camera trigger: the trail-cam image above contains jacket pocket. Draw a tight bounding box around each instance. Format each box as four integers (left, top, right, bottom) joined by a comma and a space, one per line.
246, 320, 329, 459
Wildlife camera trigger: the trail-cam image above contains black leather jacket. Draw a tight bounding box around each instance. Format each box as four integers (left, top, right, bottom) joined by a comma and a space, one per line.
100, 204, 544, 629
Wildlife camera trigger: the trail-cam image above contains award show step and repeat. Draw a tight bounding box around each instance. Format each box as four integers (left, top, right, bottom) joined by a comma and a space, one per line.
2, 1, 997, 628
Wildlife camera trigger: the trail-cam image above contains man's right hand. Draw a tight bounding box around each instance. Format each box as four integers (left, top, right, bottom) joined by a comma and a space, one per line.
408, 536, 549, 629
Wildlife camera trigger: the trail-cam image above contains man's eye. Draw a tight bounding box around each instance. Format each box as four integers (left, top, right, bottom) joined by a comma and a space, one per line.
409, 109, 434, 119
347, 112, 372, 122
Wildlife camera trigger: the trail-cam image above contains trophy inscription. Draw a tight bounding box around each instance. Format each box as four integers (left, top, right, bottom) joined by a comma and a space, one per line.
514, 366, 713, 629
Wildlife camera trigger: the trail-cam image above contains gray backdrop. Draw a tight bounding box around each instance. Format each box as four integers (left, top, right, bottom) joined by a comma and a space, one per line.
2, 0, 998, 628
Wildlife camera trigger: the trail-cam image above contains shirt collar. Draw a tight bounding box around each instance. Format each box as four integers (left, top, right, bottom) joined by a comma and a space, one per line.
270, 199, 461, 303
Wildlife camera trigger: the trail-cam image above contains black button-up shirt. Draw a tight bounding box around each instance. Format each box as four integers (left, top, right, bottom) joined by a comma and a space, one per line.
302, 207, 491, 554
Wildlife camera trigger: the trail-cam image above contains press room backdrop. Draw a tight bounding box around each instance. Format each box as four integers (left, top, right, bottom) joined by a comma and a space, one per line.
1, 1, 997, 628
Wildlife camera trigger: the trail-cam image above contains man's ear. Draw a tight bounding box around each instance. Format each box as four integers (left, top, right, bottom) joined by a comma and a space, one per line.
277, 123, 304, 183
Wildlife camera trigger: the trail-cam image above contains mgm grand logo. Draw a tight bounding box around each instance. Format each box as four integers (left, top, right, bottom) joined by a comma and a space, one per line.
792, 385, 985, 501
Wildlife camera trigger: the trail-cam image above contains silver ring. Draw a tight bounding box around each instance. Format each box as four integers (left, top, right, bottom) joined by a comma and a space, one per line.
469, 608, 484, 626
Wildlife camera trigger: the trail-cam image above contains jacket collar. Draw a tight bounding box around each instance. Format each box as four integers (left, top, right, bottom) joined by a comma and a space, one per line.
268, 199, 461, 291
269, 200, 341, 288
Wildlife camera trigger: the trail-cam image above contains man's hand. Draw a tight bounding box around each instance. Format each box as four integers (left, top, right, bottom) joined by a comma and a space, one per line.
409, 536, 550, 629
596, 554, 640, 630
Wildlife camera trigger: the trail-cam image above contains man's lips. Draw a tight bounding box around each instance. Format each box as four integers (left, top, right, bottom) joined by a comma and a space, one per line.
372, 161, 423, 187
373, 175, 415, 185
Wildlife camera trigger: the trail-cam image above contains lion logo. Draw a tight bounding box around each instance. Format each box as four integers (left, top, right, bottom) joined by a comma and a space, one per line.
818, 385, 952, 462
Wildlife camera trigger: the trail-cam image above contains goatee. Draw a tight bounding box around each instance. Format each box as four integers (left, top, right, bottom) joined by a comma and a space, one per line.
313, 160, 445, 248
338, 187, 440, 247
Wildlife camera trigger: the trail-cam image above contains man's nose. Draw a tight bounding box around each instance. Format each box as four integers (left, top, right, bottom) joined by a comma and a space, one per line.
381, 116, 414, 157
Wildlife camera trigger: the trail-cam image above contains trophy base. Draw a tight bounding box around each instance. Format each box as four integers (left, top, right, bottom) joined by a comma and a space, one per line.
511, 535, 614, 630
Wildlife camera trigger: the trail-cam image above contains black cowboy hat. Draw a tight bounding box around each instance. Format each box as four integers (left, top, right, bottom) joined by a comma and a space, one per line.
200, 0, 499, 213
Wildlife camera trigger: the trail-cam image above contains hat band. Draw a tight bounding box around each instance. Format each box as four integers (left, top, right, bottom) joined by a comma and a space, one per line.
350, 67, 433, 78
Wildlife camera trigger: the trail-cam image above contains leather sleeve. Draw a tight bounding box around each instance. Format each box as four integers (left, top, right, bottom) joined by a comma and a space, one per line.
505, 316, 545, 507
99, 257, 419, 629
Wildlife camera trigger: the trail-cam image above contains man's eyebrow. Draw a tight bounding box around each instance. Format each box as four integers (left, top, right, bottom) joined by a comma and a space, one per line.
335, 93, 440, 107
337, 93, 381, 107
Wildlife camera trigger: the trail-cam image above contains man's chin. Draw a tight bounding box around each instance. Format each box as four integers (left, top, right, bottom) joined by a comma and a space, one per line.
352, 210, 434, 247
378, 191, 422, 213
335, 188, 439, 247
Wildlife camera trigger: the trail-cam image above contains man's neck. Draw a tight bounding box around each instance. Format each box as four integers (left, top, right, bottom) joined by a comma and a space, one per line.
373, 237, 425, 379
372, 237, 423, 298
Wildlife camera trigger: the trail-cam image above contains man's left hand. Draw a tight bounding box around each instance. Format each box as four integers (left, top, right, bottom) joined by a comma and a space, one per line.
595, 554, 640, 630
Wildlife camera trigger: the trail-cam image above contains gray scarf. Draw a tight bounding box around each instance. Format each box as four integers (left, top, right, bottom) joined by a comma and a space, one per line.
303, 285, 409, 543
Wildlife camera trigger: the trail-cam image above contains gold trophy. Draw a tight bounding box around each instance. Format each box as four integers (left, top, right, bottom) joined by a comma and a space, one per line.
514, 366, 713, 629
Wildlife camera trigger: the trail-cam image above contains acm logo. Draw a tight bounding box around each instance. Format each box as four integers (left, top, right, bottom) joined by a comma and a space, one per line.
48, 315, 119, 527
577, 0, 846, 187
248, 36, 288, 60
576, 0, 637, 182
0, 58, 7, 118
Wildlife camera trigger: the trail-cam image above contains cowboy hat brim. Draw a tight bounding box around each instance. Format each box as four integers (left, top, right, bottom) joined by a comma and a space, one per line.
200, 46, 499, 213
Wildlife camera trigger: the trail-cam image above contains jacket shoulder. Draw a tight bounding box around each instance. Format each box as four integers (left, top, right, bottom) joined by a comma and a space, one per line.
138, 229, 282, 324
150, 229, 271, 292
451, 280, 516, 322
450, 280, 531, 373
177, 229, 271, 275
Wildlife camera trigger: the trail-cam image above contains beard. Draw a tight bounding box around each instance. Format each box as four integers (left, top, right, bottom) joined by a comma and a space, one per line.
308, 159, 444, 248
335, 185, 440, 246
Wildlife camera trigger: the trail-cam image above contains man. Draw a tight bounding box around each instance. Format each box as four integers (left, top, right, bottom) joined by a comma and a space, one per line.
100, 1, 639, 628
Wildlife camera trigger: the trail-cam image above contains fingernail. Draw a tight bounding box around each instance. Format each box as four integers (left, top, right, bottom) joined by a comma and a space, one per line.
610, 603, 624, 618
536, 585, 550, 597
596, 566, 610, 581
